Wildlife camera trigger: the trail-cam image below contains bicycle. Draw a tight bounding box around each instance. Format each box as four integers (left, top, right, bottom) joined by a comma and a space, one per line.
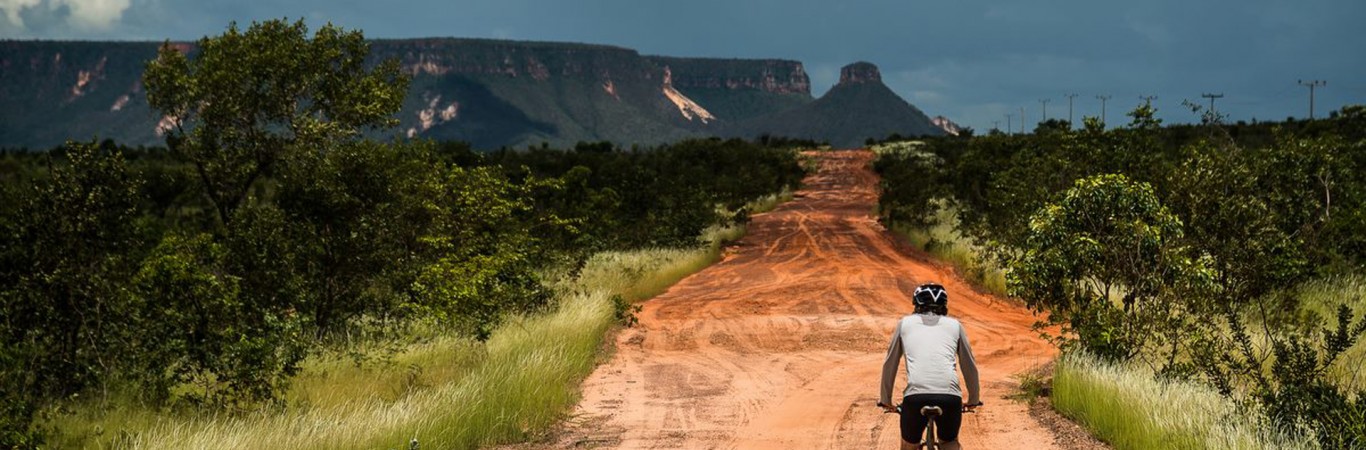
878, 401, 982, 450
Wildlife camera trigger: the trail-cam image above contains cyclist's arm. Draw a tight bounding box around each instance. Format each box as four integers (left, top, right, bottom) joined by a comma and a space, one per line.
957, 324, 981, 405
879, 319, 904, 407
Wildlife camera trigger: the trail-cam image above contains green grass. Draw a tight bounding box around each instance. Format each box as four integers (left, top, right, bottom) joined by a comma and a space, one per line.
1294, 274, 1366, 392
1053, 352, 1318, 450
887, 202, 1008, 296
45, 245, 722, 449
697, 185, 795, 261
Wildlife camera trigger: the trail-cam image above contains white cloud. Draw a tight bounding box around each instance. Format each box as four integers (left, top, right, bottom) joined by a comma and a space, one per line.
1, 0, 42, 28
62, 0, 131, 29
0, 0, 130, 31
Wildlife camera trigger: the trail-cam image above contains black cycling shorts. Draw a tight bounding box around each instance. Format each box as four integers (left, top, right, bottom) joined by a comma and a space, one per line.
900, 393, 963, 444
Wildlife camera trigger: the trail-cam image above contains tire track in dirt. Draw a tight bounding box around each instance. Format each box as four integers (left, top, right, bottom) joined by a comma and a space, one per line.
542, 150, 1060, 449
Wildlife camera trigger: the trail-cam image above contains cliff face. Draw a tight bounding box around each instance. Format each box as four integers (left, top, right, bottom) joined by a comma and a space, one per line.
0, 41, 164, 149
369, 39, 699, 148
375, 39, 653, 81
838, 61, 881, 85
645, 56, 809, 94
730, 62, 944, 147
642, 56, 813, 123
0, 39, 940, 150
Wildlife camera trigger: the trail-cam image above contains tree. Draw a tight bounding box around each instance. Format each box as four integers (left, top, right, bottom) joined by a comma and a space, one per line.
1009, 174, 1212, 362
0, 142, 144, 444
144, 18, 408, 226
413, 165, 552, 340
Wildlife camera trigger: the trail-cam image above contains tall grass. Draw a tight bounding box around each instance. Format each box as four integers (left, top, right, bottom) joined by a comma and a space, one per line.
887, 201, 1007, 296
48, 246, 721, 449
699, 186, 794, 259
1053, 352, 1317, 450
1295, 274, 1366, 391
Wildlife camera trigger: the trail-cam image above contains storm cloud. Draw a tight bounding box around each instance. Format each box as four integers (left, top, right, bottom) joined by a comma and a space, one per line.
2, 0, 1361, 131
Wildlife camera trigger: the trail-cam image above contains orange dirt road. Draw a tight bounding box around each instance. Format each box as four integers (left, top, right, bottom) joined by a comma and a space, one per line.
553, 150, 1059, 449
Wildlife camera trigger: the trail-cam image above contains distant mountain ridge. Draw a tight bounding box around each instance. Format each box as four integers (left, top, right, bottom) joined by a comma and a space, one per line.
0, 38, 944, 150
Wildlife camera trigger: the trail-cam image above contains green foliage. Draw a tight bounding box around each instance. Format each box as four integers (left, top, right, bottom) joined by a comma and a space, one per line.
1009, 174, 1212, 361
485, 138, 805, 251
1125, 103, 1163, 130
144, 18, 408, 225
413, 165, 553, 340
130, 233, 306, 407
873, 141, 947, 229
872, 106, 1366, 446
0, 18, 812, 447
1191, 303, 1366, 449
0, 141, 144, 445
271, 140, 444, 335
1053, 351, 1317, 450
1165, 138, 1317, 307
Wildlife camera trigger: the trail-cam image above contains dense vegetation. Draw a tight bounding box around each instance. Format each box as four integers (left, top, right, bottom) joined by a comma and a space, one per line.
0, 20, 804, 447
875, 106, 1366, 447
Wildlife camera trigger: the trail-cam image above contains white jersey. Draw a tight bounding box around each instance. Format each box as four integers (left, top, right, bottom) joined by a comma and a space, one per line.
879, 313, 980, 406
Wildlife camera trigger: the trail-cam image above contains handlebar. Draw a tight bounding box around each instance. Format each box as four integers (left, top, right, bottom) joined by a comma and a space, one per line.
878, 401, 983, 414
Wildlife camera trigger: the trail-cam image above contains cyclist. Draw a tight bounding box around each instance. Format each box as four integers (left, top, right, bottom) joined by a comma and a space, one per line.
879, 283, 982, 450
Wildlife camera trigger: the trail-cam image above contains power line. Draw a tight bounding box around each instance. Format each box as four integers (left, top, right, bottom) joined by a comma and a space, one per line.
1298, 79, 1327, 119
1065, 93, 1079, 127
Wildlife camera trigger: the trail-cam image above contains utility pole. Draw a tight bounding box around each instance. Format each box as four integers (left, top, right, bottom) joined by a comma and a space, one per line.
1201, 93, 1224, 114
1039, 98, 1050, 122
1096, 95, 1112, 125
1020, 106, 1027, 134
1139, 95, 1158, 107
1005, 114, 1014, 136
1065, 93, 1079, 127
1298, 79, 1326, 119
992, 120, 1000, 132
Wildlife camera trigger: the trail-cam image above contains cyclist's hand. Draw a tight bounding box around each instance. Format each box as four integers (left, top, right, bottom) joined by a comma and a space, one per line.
963, 401, 983, 412
878, 402, 898, 414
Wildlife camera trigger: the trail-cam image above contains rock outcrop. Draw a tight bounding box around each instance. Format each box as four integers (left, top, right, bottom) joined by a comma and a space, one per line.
0, 40, 943, 150
728, 62, 944, 147
838, 61, 881, 85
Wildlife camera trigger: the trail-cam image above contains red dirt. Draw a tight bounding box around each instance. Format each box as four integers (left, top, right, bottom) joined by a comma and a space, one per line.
549, 150, 1061, 448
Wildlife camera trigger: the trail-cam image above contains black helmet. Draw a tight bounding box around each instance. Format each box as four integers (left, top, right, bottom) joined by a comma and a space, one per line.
913, 283, 948, 308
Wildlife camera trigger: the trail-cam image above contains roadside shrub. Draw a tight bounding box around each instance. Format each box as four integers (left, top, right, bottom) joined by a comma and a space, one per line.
1009, 174, 1212, 362
130, 233, 306, 407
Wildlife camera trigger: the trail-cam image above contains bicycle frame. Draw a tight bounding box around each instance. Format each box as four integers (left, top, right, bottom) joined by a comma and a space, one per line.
919, 406, 942, 450
879, 402, 979, 450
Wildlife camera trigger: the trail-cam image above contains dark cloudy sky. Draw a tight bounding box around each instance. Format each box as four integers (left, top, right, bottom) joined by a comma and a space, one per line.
4, 0, 1362, 131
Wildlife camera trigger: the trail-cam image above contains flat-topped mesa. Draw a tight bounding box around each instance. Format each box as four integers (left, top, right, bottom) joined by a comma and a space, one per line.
645, 56, 811, 95
370, 38, 651, 81
838, 61, 882, 85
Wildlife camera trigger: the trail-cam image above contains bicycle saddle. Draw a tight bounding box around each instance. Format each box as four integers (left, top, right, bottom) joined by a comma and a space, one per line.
920, 406, 943, 417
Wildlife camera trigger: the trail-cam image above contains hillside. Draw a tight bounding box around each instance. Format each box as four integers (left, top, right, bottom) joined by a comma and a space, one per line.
1, 40, 944, 150
732, 62, 945, 147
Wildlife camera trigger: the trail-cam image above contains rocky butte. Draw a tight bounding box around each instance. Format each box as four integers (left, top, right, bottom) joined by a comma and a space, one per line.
0, 39, 946, 150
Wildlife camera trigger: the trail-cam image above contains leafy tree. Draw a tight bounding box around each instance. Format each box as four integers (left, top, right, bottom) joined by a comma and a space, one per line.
0, 142, 144, 444
144, 18, 408, 226
874, 143, 947, 229
1126, 103, 1163, 130
413, 165, 552, 340
1008, 174, 1212, 362
272, 140, 443, 335
1165, 139, 1311, 308
129, 233, 305, 407
1033, 119, 1071, 135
